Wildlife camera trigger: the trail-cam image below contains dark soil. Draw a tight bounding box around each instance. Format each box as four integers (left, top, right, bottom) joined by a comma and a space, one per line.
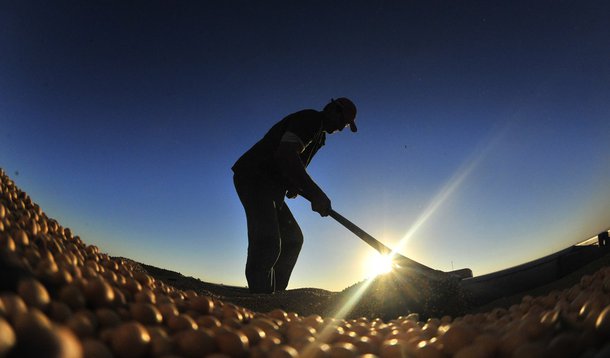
133, 251, 610, 320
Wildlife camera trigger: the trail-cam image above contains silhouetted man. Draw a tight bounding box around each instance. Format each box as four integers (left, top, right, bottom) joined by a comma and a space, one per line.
232, 98, 357, 293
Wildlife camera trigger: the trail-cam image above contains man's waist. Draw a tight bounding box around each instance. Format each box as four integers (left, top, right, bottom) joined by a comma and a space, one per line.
233, 164, 286, 187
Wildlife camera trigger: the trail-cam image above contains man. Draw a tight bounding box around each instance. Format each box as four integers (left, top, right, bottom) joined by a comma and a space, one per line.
232, 97, 358, 293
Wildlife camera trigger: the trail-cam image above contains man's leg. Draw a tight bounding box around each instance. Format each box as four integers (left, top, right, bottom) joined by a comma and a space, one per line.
274, 203, 303, 291
234, 174, 282, 293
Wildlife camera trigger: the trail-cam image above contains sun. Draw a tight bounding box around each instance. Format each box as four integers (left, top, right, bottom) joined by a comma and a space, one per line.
364, 252, 395, 277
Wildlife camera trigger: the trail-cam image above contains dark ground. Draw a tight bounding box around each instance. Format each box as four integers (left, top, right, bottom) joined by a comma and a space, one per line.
134, 250, 610, 320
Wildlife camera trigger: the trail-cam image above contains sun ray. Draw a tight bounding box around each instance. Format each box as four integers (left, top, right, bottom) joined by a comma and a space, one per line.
394, 124, 510, 256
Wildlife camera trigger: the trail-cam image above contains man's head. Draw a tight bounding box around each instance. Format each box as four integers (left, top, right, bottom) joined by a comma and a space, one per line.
323, 97, 357, 134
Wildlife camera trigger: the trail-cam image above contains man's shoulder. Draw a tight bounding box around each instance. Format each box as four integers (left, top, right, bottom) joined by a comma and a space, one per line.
285, 109, 324, 128
284, 108, 322, 118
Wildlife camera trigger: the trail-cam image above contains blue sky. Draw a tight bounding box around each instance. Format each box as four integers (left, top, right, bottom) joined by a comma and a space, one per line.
2, 1, 609, 290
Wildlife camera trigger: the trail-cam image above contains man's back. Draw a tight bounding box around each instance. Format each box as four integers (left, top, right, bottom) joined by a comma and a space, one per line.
232, 109, 326, 185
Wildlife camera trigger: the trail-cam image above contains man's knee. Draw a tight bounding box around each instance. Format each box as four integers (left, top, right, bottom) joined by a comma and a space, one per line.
284, 228, 303, 253
248, 238, 280, 262
294, 230, 304, 249
280, 217, 303, 247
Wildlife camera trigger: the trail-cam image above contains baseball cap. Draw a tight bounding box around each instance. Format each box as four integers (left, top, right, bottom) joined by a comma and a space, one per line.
332, 97, 357, 132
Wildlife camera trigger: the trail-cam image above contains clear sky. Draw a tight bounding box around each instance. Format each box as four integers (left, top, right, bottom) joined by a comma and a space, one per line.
2, 1, 609, 291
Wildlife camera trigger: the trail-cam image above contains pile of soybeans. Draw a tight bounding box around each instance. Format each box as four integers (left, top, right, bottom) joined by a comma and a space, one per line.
1, 168, 610, 358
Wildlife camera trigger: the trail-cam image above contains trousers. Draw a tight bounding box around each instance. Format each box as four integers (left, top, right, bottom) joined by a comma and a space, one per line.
233, 172, 303, 293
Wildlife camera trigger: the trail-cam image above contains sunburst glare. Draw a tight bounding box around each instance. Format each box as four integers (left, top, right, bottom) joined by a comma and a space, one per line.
365, 252, 395, 277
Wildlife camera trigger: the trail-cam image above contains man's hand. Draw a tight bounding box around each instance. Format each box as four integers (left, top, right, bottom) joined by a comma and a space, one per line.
286, 190, 298, 199
311, 192, 332, 217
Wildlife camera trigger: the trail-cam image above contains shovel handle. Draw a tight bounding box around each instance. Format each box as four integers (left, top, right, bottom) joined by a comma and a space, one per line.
329, 210, 393, 255
329, 209, 440, 274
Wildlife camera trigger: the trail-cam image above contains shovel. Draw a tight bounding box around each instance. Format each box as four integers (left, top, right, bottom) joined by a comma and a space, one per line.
329, 209, 469, 279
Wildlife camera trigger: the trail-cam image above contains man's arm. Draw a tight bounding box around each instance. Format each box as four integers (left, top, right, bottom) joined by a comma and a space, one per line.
274, 141, 331, 216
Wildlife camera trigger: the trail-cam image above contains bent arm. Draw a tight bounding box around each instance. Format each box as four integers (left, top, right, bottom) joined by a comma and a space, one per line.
274, 141, 325, 202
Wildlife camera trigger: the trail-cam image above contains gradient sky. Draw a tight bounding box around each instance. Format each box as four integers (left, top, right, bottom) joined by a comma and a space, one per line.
2, 1, 609, 291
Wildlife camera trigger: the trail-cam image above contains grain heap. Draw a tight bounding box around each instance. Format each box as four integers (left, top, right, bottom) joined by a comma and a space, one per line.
1, 168, 610, 358
333, 267, 466, 322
